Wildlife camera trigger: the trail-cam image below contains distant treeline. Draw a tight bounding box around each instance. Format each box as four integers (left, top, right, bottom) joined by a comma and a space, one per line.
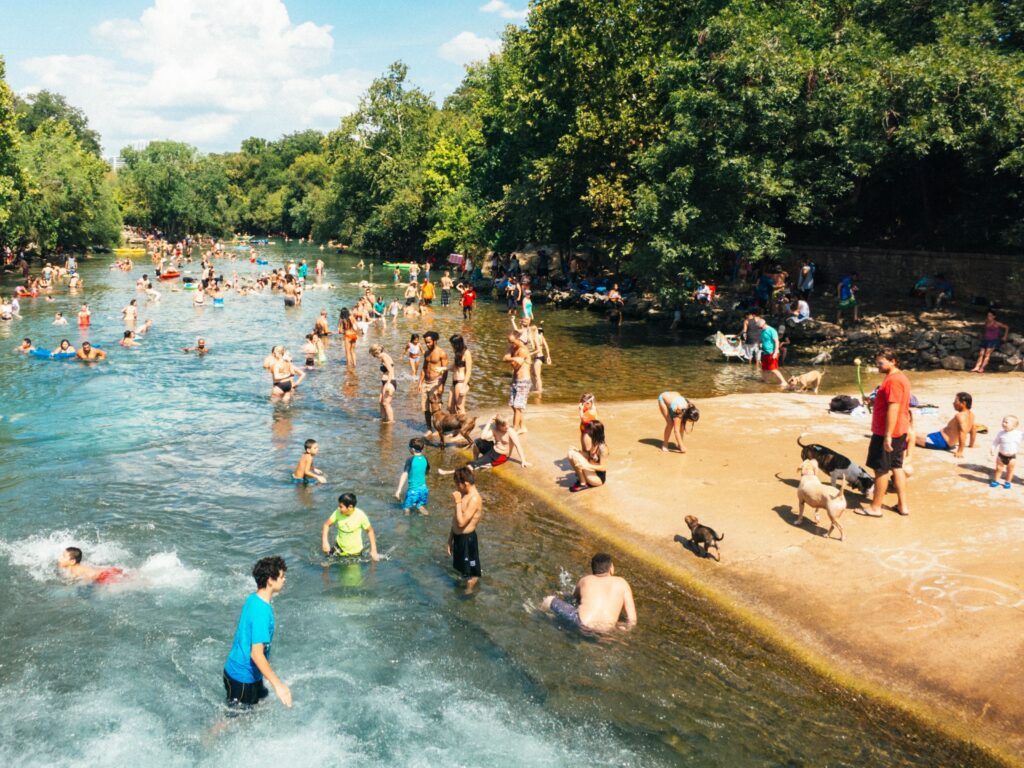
2, 1, 1022, 294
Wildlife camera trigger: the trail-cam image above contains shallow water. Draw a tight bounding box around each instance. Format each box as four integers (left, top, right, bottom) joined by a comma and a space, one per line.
0, 246, 996, 767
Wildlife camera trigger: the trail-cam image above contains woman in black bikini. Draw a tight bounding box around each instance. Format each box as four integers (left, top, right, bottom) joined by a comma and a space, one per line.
370, 344, 396, 423
448, 334, 472, 416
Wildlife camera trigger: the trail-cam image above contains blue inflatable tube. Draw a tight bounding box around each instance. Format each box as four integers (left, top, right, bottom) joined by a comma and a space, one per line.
256, 259, 269, 265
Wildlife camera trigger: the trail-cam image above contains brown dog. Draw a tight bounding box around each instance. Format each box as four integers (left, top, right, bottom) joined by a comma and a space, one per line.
427, 390, 477, 448
786, 369, 825, 394
684, 515, 724, 561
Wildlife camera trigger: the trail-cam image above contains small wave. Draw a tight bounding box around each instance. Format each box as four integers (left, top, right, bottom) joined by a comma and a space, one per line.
0, 531, 201, 590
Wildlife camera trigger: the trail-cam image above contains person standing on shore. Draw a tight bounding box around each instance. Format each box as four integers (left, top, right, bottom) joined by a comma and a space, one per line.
860, 348, 911, 517
223, 556, 292, 708
504, 333, 532, 432
970, 311, 1009, 373
447, 467, 482, 590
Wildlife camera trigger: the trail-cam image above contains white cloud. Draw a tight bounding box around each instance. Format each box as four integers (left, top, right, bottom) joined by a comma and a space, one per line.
20, 0, 370, 154
438, 31, 502, 66
480, 0, 528, 20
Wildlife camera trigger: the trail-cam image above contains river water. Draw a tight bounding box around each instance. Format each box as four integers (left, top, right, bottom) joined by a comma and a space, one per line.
0, 245, 996, 767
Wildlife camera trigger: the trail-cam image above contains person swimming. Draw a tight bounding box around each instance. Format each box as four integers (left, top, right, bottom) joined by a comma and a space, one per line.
58, 546, 125, 584
293, 438, 327, 484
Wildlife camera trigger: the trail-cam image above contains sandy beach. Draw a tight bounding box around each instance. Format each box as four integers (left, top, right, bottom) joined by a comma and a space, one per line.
496, 371, 1024, 763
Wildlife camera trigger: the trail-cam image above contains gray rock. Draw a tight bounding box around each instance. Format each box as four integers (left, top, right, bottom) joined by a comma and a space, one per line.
1006, 355, 1022, 367
941, 355, 966, 371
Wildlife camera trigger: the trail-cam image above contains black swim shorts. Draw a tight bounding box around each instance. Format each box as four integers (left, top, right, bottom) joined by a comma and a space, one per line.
223, 670, 268, 707
451, 531, 481, 578
866, 434, 906, 474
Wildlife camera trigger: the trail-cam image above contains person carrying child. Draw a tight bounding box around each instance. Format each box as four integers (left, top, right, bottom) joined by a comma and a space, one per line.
395, 437, 430, 515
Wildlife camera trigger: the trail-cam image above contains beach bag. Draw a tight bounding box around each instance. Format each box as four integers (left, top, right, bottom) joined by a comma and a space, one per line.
829, 395, 861, 414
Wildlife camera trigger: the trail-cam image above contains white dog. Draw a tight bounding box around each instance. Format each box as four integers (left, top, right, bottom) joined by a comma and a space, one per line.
796, 458, 847, 541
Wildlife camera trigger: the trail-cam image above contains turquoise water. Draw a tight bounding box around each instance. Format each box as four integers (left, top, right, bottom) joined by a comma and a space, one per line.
0, 246, 997, 767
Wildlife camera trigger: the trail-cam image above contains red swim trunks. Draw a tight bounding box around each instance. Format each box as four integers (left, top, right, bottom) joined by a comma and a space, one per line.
94, 567, 125, 584
761, 355, 779, 372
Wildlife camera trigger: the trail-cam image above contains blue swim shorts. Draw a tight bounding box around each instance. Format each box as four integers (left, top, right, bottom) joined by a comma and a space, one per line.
923, 431, 949, 450
549, 597, 581, 627
291, 476, 318, 485
403, 485, 429, 509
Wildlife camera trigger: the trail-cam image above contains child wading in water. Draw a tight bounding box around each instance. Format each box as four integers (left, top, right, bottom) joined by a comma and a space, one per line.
406, 334, 422, 376
293, 439, 327, 485
990, 416, 1022, 489
395, 437, 430, 515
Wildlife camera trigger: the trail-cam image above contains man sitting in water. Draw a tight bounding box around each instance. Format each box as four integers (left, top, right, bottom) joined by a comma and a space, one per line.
438, 415, 531, 475
57, 546, 124, 584
182, 338, 209, 354
542, 553, 637, 631
76, 342, 107, 362
915, 391, 976, 459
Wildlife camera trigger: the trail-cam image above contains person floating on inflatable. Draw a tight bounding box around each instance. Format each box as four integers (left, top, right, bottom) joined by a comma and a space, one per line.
58, 547, 125, 584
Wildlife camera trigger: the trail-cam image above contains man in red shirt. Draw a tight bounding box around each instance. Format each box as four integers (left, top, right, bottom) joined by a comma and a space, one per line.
457, 283, 477, 320
861, 348, 911, 516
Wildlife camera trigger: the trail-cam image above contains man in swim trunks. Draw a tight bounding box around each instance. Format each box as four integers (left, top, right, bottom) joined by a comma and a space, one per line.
861, 348, 911, 517
293, 438, 327, 484
440, 271, 454, 307
504, 333, 532, 431
223, 556, 292, 708
420, 331, 449, 437
440, 415, 531, 474
314, 310, 332, 347
447, 466, 482, 589
542, 553, 637, 631
58, 547, 124, 584
182, 338, 209, 354
915, 392, 976, 458
757, 318, 786, 387
76, 342, 107, 362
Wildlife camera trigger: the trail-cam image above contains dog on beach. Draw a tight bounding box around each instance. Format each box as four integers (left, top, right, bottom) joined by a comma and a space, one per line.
426, 390, 477, 449
796, 434, 874, 494
796, 458, 847, 541
786, 369, 825, 393
684, 515, 724, 561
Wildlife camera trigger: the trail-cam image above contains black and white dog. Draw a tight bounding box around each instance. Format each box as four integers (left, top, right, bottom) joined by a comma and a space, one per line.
797, 434, 874, 494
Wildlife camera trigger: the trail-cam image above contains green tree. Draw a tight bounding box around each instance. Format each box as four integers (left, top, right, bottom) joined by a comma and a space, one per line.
14, 90, 102, 156
0, 57, 25, 246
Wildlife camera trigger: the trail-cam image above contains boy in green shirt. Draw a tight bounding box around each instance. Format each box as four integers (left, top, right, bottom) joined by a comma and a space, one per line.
321, 493, 380, 560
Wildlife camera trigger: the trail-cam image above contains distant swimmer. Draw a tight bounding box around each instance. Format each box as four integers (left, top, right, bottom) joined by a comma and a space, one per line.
120, 330, 141, 348
136, 319, 153, 336
77, 303, 91, 328
15, 337, 34, 353
53, 312, 68, 326
56, 339, 76, 355
182, 338, 209, 354
58, 546, 125, 584
293, 438, 327, 485
76, 341, 107, 362
223, 556, 292, 708
541, 553, 637, 631
321, 493, 380, 561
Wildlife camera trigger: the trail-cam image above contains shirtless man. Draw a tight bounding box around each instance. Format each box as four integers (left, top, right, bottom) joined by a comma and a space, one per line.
504, 334, 532, 431
293, 438, 327, 484
420, 331, 449, 437
314, 310, 332, 348
76, 342, 107, 362
440, 270, 454, 307
440, 415, 530, 474
542, 553, 637, 631
511, 316, 550, 393
183, 338, 209, 354
58, 547, 125, 584
916, 391, 977, 458
447, 467, 483, 589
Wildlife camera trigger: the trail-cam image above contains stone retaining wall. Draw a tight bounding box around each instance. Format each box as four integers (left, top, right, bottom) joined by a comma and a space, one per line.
786, 245, 1023, 310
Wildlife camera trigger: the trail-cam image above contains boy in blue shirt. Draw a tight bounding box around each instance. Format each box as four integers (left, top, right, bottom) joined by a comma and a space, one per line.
395, 437, 430, 515
223, 556, 292, 708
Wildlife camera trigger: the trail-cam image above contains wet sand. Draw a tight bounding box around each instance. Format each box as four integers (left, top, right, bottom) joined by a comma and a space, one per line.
497, 372, 1024, 763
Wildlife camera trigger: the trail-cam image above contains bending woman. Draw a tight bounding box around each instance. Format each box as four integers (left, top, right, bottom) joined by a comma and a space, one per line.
448, 334, 472, 416
567, 420, 609, 491
657, 391, 700, 453
370, 344, 396, 423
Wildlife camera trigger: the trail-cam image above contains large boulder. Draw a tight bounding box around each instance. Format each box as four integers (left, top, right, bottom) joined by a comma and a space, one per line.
787, 319, 845, 342
941, 355, 966, 371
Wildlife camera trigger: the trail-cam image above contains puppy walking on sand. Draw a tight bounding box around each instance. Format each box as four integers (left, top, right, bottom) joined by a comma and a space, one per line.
795, 459, 847, 541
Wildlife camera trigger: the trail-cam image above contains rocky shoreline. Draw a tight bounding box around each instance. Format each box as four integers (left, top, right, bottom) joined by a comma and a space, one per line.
517, 285, 1023, 372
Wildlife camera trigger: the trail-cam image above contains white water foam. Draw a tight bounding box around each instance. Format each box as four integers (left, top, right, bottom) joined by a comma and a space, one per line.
0, 530, 202, 589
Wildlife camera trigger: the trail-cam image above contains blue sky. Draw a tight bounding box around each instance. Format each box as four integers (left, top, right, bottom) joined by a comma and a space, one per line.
0, 0, 526, 155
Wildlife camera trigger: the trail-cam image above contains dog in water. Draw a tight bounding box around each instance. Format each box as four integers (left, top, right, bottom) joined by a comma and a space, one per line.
796, 434, 874, 494
796, 458, 847, 541
684, 515, 724, 561
427, 390, 477, 448
786, 369, 825, 394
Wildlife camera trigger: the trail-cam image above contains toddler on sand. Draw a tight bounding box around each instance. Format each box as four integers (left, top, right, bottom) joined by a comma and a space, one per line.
990, 416, 1022, 489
